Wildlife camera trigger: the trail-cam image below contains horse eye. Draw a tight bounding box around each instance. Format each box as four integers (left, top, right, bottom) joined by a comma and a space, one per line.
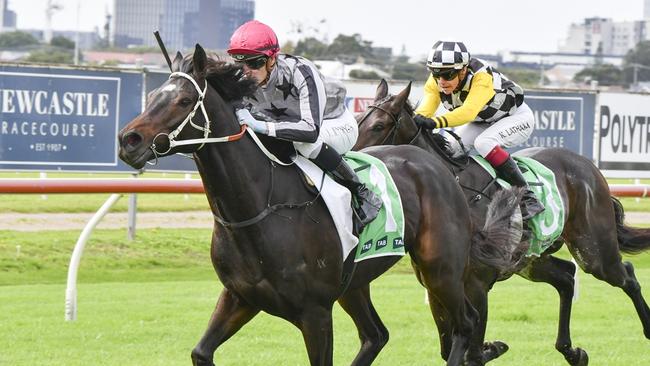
179, 97, 193, 107
372, 123, 385, 132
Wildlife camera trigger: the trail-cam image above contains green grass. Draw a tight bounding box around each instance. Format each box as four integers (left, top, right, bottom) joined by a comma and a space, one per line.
0, 229, 216, 285
1, 228, 650, 365
1, 267, 650, 365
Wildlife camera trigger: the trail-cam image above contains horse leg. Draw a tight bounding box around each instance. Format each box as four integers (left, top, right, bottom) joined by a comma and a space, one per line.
426, 291, 454, 361
412, 260, 455, 362
420, 265, 477, 366
462, 271, 509, 366
191, 288, 260, 366
298, 305, 335, 366
337, 286, 389, 366
622, 261, 650, 338
520, 255, 588, 366
566, 218, 650, 340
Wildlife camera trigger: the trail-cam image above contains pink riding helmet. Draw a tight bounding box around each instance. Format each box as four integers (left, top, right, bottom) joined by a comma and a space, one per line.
227, 20, 280, 59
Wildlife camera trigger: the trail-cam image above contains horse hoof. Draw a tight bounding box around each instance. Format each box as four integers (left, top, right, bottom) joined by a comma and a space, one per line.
482, 341, 509, 363
565, 347, 588, 366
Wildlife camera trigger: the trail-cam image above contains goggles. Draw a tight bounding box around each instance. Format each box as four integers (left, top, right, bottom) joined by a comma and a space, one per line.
430, 68, 460, 81
233, 55, 268, 69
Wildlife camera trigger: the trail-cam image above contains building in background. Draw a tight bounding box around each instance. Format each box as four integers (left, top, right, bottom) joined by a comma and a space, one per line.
558, 17, 649, 56
0, 0, 16, 31
113, 0, 165, 48
113, 0, 254, 51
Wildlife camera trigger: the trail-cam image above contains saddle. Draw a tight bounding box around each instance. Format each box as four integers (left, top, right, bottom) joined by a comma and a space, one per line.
427, 130, 565, 256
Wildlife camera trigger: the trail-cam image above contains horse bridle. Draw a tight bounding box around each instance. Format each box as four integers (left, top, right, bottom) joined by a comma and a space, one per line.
357, 95, 423, 146
149, 71, 247, 158
147, 70, 320, 229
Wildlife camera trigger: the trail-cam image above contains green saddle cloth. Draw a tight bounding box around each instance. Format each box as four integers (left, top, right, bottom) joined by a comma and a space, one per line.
472, 155, 565, 256
343, 151, 405, 262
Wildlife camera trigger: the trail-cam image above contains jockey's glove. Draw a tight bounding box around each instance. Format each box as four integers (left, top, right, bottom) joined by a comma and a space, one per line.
236, 109, 269, 134
413, 114, 439, 129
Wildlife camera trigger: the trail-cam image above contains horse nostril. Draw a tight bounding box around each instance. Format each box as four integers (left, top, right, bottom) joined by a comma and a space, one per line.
122, 131, 143, 151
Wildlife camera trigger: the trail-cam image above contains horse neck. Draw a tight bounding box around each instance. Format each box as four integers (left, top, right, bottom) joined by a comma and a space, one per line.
193, 95, 272, 224
398, 114, 460, 172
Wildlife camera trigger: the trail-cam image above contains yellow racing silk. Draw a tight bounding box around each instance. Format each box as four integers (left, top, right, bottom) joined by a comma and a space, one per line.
415, 58, 524, 128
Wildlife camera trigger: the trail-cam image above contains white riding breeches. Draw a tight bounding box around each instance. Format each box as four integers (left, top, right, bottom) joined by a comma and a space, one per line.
454, 102, 535, 157
293, 108, 359, 158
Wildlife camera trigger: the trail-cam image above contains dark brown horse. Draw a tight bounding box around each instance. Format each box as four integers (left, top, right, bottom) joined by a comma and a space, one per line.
117, 45, 525, 366
354, 79, 650, 365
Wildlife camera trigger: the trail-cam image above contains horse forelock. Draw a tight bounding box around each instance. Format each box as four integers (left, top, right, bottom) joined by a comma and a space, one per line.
178, 52, 258, 102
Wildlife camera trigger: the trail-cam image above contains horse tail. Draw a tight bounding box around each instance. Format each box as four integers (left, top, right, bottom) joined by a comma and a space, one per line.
612, 196, 650, 254
470, 187, 529, 271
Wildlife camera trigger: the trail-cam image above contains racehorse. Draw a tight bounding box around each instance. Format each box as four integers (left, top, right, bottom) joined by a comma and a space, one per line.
354, 79, 650, 365
117, 45, 526, 366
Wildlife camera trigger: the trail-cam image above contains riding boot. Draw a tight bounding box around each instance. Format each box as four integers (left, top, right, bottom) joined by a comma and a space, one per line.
331, 159, 383, 227
310, 143, 383, 231
494, 156, 545, 221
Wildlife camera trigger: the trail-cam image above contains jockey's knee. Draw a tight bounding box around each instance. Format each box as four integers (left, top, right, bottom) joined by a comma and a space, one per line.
474, 137, 500, 158
294, 141, 323, 159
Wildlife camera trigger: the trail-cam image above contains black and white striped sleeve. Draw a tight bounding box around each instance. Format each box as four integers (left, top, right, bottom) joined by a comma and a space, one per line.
268, 62, 325, 142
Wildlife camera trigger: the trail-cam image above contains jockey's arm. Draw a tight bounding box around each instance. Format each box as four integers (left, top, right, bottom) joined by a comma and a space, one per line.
434, 72, 496, 128
267, 69, 326, 143
414, 75, 441, 118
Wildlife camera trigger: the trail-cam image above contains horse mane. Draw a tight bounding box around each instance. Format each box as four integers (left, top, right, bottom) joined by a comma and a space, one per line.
178, 53, 258, 102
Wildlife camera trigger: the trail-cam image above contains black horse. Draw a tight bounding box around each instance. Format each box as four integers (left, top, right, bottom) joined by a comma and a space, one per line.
354, 79, 650, 365
118, 45, 525, 366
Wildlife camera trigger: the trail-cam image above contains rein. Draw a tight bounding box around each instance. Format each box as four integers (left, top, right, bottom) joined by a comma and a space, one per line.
360, 95, 495, 201
151, 70, 319, 229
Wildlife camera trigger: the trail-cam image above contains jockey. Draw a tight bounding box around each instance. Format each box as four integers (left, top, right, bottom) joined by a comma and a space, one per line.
228, 20, 382, 229
413, 40, 544, 220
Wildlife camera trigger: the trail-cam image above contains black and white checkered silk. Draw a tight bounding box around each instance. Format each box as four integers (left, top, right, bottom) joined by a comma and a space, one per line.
439, 58, 524, 124
427, 41, 470, 70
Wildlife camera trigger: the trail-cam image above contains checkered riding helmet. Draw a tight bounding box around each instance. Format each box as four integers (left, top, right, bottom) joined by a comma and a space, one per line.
228, 20, 280, 59
426, 41, 470, 70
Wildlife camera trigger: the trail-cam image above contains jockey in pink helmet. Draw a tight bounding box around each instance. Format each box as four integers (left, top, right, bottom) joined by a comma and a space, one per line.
228, 20, 382, 231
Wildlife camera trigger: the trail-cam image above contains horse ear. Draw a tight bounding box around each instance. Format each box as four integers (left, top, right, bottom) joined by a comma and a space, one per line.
375, 79, 389, 101
193, 44, 207, 73
391, 82, 412, 109
171, 51, 183, 71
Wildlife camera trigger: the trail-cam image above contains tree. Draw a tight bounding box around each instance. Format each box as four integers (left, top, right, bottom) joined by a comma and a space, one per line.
623, 41, 650, 83
349, 69, 380, 79
0, 31, 39, 48
573, 64, 623, 86
499, 67, 547, 89
391, 62, 429, 81
293, 37, 328, 59
326, 34, 373, 62
51, 36, 75, 49
24, 49, 74, 64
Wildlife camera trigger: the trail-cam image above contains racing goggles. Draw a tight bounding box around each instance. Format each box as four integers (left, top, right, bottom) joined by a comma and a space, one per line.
430, 68, 460, 81
233, 55, 268, 69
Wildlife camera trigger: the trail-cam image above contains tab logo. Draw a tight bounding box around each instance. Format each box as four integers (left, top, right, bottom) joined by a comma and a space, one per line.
376, 236, 388, 249
361, 240, 373, 254
393, 237, 404, 248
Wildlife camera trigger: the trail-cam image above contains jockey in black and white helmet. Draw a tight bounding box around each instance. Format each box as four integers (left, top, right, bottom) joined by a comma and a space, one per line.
414, 40, 544, 220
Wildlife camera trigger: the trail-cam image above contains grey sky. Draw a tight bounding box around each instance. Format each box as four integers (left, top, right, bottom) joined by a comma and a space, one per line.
8, 0, 645, 58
